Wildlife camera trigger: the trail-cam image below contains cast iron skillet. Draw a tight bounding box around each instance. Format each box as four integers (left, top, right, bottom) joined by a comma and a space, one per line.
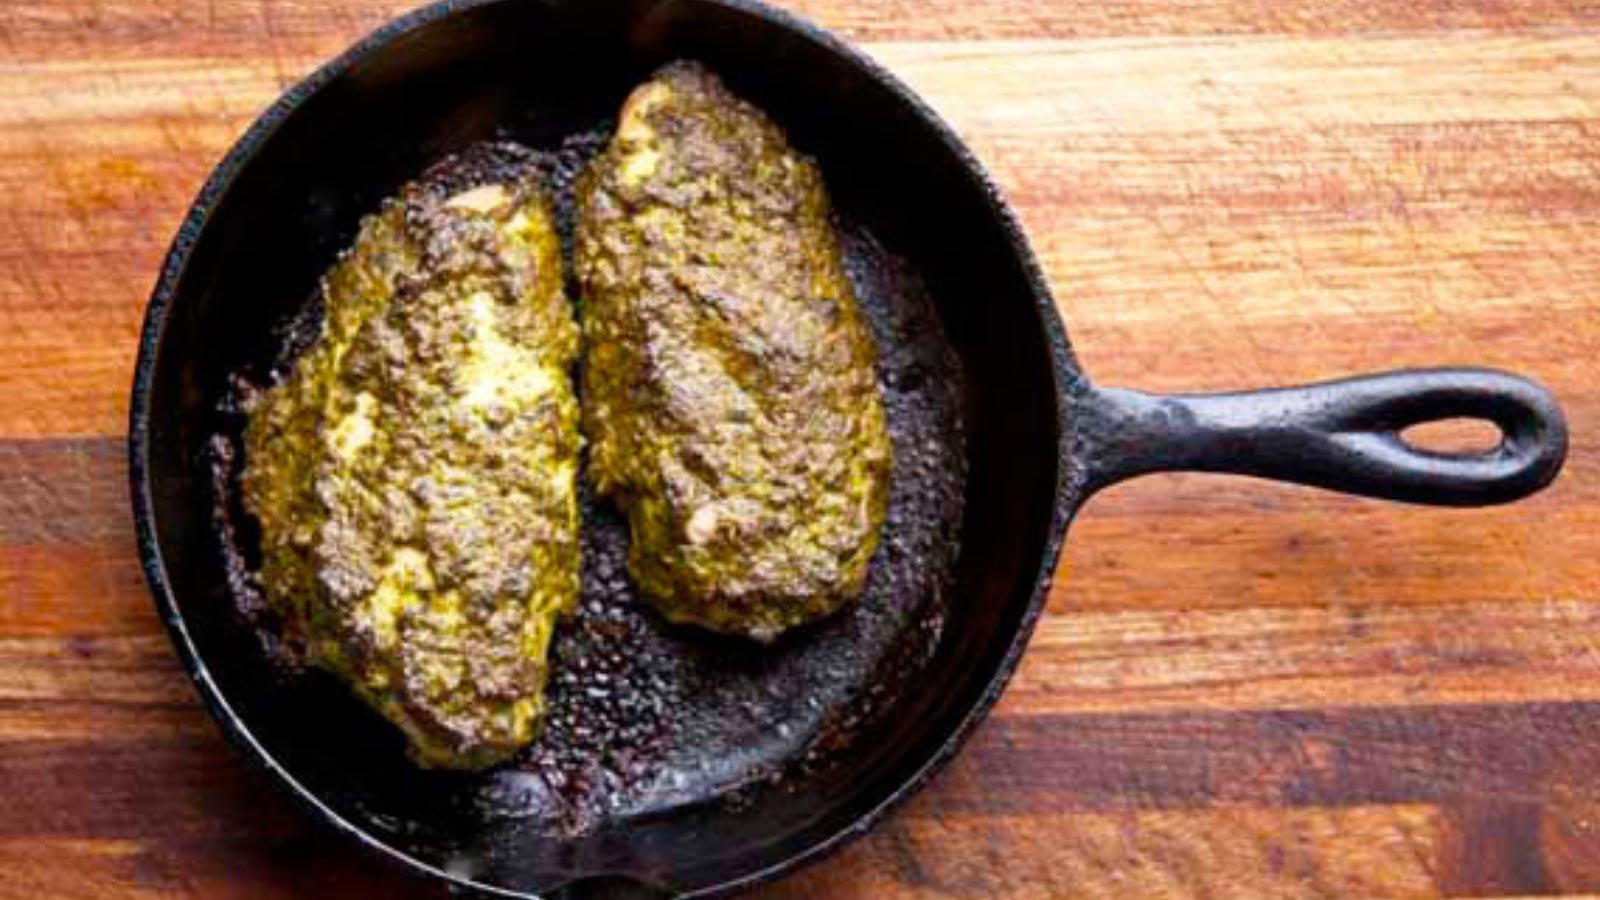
129, 0, 1570, 897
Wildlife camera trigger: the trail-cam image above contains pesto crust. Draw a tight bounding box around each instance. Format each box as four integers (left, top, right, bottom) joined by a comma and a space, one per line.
577, 62, 892, 641
243, 169, 580, 768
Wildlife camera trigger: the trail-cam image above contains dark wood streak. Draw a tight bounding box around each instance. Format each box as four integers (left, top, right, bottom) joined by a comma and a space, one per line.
0, 438, 127, 543
934, 704, 1600, 815
3, 703, 1599, 838
1439, 800, 1554, 897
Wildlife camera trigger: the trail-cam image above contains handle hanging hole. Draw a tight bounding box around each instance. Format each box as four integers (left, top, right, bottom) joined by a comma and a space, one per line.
1399, 418, 1505, 457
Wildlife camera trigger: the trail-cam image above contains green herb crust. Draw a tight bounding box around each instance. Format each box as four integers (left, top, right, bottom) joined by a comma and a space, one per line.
243, 173, 580, 769
577, 63, 892, 641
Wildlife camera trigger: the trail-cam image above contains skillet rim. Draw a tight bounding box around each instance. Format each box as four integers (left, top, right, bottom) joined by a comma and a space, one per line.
126, 0, 1082, 895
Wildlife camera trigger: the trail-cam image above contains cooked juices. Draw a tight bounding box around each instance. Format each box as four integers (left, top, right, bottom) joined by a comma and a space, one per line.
577, 62, 892, 641
243, 159, 580, 768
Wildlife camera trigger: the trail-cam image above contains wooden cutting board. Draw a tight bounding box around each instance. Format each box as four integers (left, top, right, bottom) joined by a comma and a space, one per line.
2, 1, 1597, 896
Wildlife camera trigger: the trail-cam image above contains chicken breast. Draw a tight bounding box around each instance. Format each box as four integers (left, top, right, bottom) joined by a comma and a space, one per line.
243, 155, 580, 768
577, 63, 891, 641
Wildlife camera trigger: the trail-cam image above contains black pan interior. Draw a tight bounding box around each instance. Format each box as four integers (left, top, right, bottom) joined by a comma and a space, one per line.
207, 134, 971, 852
135, 0, 1074, 895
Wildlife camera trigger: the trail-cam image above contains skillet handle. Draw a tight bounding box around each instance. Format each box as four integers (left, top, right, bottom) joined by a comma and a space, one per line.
1077, 368, 1568, 506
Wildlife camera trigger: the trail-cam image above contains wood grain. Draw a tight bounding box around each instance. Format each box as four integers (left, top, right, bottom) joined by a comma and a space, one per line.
0, 837, 408, 899
763, 805, 1443, 899
5, 0, 1597, 56
0, 0, 1597, 897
